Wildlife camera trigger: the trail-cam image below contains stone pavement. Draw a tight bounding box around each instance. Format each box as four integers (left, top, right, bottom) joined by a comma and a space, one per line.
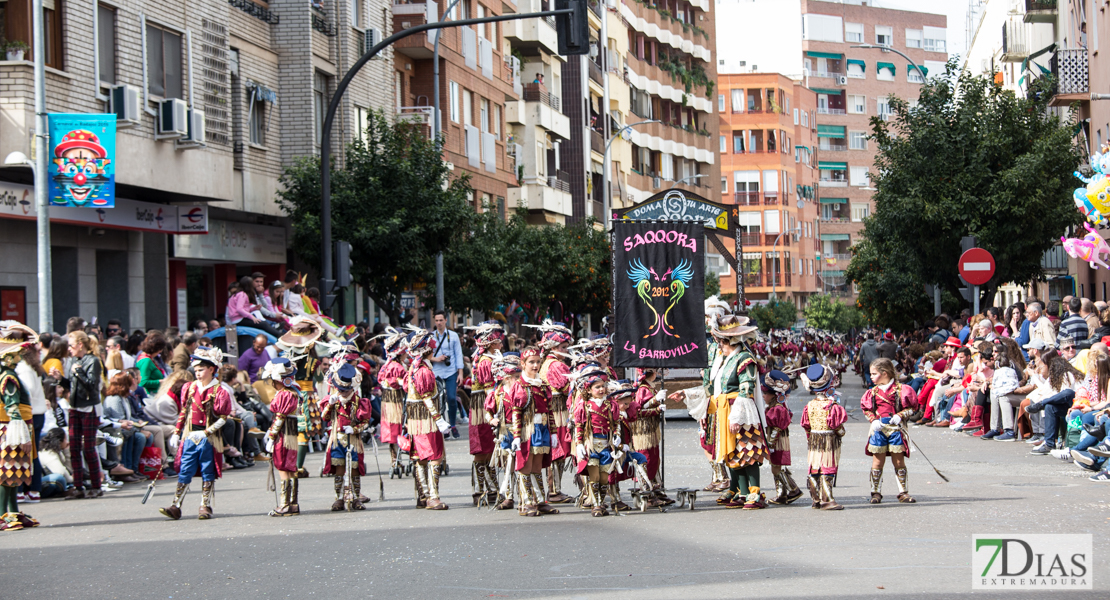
5, 375, 1108, 599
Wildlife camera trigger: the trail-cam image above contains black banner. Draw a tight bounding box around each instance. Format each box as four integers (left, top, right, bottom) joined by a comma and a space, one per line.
611, 221, 707, 368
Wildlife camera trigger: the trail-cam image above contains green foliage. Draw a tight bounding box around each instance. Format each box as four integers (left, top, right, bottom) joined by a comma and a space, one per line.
846, 62, 1082, 328
749, 299, 797, 332
704, 271, 720, 299
277, 110, 473, 324
803, 294, 868, 332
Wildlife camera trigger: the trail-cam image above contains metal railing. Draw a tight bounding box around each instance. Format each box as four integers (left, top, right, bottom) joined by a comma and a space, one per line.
1052, 48, 1089, 95
521, 83, 562, 113
762, 193, 779, 205
817, 107, 846, 115
819, 141, 847, 152
735, 192, 762, 206
744, 273, 763, 287
739, 232, 761, 245
228, 0, 280, 24
588, 59, 604, 85
1026, 0, 1056, 11
812, 70, 845, 79
590, 129, 604, 154
312, 13, 338, 36
547, 175, 571, 193
819, 216, 850, 223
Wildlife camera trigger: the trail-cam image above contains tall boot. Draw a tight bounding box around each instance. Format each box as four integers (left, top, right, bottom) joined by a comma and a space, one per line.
767, 470, 788, 504
532, 473, 546, 502
351, 474, 365, 510
288, 477, 300, 514
590, 481, 608, 517
895, 468, 915, 503
332, 474, 346, 511
199, 481, 214, 520
610, 483, 629, 512
426, 461, 448, 510
714, 462, 729, 491
389, 444, 401, 478
519, 473, 538, 516
269, 480, 291, 517
819, 474, 844, 510
160, 482, 188, 520
783, 468, 804, 504
472, 462, 484, 506
807, 475, 821, 509
869, 468, 884, 504
535, 470, 559, 514
480, 464, 499, 505
548, 459, 571, 503
704, 461, 719, 491
413, 462, 428, 508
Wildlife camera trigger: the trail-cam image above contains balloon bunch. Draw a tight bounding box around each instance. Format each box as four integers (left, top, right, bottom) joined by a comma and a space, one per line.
1073, 145, 1110, 226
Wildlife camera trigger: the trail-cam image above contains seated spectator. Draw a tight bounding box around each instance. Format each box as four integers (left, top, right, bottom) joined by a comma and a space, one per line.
218, 365, 259, 469
1027, 349, 1082, 455
38, 429, 73, 499
102, 372, 149, 483
237, 335, 272, 383
170, 332, 200, 374
985, 338, 1026, 441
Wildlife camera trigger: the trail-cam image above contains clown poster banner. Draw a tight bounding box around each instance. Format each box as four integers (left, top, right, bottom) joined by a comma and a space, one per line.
47, 113, 116, 208
611, 220, 706, 369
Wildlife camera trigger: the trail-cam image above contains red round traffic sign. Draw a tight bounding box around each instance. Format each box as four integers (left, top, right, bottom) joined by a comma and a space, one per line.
958, 248, 995, 286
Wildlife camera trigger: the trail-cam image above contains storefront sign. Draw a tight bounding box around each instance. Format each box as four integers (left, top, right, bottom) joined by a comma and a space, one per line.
48, 113, 116, 207
0, 181, 209, 234
174, 219, 286, 264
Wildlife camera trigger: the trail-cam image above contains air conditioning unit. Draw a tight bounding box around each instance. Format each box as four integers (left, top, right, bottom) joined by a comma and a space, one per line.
833, 203, 841, 211
836, 75, 848, 85
366, 27, 381, 48
156, 98, 189, 140
109, 84, 142, 128
176, 108, 206, 150
653, 177, 662, 189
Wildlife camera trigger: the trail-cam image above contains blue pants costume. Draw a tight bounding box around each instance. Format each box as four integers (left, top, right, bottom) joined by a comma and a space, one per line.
867, 417, 906, 454
178, 437, 218, 485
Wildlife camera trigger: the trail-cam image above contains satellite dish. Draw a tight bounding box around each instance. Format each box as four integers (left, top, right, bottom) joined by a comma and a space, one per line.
620, 128, 632, 141
796, 201, 805, 209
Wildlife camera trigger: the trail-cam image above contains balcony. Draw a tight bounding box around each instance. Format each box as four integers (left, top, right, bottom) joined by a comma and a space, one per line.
735, 192, 762, 206
548, 170, 572, 193
503, 4, 559, 55
818, 141, 847, 152
1024, 0, 1057, 23
588, 59, 604, 86
739, 233, 761, 246
819, 216, 850, 223
762, 193, 780, 205
521, 83, 562, 113
1050, 48, 1089, 101
590, 129, 604, 155
588, 0, 602, 19
819, 179, 848, 187
744, 272, 763, 287
510, 177, 573, 217
1001, 18, 1030, 63
811, 71, 845, 79
817, 107, 846, 115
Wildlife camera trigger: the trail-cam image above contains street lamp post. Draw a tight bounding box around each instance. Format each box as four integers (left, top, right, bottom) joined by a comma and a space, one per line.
602, 119, 660, 228
849, 43, 925, 84
3, 152, 50, 332
771, 227, 802, 297
431, 0, 464, 315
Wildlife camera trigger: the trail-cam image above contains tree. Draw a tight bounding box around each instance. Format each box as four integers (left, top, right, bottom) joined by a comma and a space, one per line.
846, 64, 1082, 327
277, 110, 474, 324
750, 299, 797, 332
704, 271, 720, 299
804, 293, 870, 332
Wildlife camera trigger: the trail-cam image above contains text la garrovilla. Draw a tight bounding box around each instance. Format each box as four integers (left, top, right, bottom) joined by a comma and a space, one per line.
622, 229, 698, 253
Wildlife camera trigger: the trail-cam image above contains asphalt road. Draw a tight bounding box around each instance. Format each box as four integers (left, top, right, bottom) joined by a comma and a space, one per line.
7, 376, 1108, 599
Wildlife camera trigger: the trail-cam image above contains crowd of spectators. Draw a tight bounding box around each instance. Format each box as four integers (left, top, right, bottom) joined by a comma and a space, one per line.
853, 296, 1110, 484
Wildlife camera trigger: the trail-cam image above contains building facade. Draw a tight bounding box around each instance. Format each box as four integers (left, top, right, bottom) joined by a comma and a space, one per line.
0, 0, 395, 330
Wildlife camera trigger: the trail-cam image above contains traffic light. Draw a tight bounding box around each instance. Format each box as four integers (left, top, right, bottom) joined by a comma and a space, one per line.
555, 0, 589, 56
334, 240, 352, 288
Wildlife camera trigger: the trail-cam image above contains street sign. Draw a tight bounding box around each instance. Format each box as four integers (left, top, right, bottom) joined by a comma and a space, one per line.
958, 248, 995, 286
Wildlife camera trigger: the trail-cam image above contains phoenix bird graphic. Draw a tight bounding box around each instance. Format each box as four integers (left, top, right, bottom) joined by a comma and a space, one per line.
627, 258, 694, 338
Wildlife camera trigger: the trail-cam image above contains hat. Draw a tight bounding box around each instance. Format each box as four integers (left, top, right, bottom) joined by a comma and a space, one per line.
1058, 336, 1077, 349
705, 295, 731, 320
712, 314, 758, 338
943, 337, 962, 348
800, 363, 838, 393
405, 327, 437, 356
0, 321, 37, 357
270, 280, 284, 289
1101, 336, 1110, 346
373, 326, 409, 360
606, 379, 636, 401
571, 361, 609, 391
279, 317, 323, 349
190, 346, 229, 369
260, 357, 296, 382
330, 363, 359, 391
762, 369, 792, 395
520, 346, 543, 361
53, 129, 107, 158
466, 320, 506, 348
883, 331, 894, 341
1022, 339, 1048, 351
635, 367, 657, 383
493, 352, 522, 379
526, 319, 573, 350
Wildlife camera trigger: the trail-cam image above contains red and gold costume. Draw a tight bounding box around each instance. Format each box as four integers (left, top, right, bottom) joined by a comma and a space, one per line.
799, 363, 847, 510
404, 328, 450, 510
464, 320, 503, 506
319, 364, 372, 511
861, 380, 919, 504
506, 364, 558, 517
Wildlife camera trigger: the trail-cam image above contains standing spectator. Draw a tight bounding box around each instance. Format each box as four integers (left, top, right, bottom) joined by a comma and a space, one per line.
65, 316, 85, 334
15, 346, 47, 503
1027, 302, 1056, 348
193, 319, 209, 337
857, 333, 880, 387
1081, 299, 1100, 336
1058, 297, 1089, 347
237, 335, 272, 383
429, 310, 464, 438
170, 332, 199, 374
136, 331, 169, 396
104, 319, 124, 340
41, 338, 67, 381
106, 336, 135, 370
63, 331, 103, 499
877, 332, 898, 361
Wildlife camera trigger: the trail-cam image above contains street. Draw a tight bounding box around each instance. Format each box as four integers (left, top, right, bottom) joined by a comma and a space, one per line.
7, 376, 1107, 599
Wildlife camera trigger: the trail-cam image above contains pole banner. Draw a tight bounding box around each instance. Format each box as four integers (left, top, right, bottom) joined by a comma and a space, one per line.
47, 113, 116, 208
611, 220, 706, 368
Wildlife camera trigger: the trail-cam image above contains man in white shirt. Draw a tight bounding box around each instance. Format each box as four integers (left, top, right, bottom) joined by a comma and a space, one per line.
429, 310, 465, 438
106, 336, 135, 370
1027, 302, 1056, 348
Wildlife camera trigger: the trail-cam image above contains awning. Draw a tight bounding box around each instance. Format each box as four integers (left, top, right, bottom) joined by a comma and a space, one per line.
877, 62, 896, 75
811, 87, 843, 96
817, 124, 846, 138
818, 161, 847, 170
806, 51, 843, 60
907, 64, 928, 76
821, 233, 851, 241
847, 59, 866, 72
819, 197, 847, 204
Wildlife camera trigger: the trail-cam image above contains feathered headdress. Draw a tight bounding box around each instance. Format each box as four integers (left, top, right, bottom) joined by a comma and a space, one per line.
525, 319, 572, 350
371, 326, 409, 360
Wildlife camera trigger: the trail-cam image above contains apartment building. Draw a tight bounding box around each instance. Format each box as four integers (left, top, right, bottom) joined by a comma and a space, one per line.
0, 0, 394, 329
718, 73, 819, 305
799, 0, 947, 299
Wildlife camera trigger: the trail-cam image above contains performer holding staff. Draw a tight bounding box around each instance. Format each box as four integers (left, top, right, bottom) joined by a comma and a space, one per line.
261, 357, 301, 516
861, 357, 919, 504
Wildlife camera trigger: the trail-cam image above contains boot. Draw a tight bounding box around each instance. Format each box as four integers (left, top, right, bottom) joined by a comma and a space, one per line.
413, 462, 428, 508
783, 468, 804, 504
742, 486, 766, 510
547, 460, 571, 503
713, 462, 730, 491
288, 477, 300, 514
426, 462, 448, 510
534, 472, 559, 514
198, 481, 214, 520
482, 464, 499, 505
351, 474, 365, 510
389, 445, 402, 478
807, 475, 821, 509
519, 473, 538, 517
869, 468, 883, 504
895, 468, 915, 503
590, 481, 608, 517
160, 482, 187, 520
704, 462, 721, 491
819, 475, 844, 510
269, 480, 293, 517
472, 463, 484, 507
610, 484, 630, 512
332, 474, 346, 511
767, 470, 788, 504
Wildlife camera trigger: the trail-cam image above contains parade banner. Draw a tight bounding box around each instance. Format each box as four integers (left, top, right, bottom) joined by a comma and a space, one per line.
48, 113, 116, 207
611, 220, 707, 368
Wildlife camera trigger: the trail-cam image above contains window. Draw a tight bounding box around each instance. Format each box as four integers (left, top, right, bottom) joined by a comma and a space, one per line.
480, 97, 489, 132
463, 90, 473, 126
731, 89, 742, 113
350, 0, 364, 28
845, 22, 863, 43
923, 26, 946, 52
732, 133, 744, 154
849, 131, 867, 150
721, 177, 728, 193
877, 64, 895, 81
146, 23, 183, 99
764, 209, 780, 234
876, 97, 891, 117
875, 25, 892, 47
905, 28, 922, 49
850, 166, 870, 186
851, 203, 870, 222
249, 93, 267, 145
719, 135, 726, 153
793, 108, 799, 125
847, 61, 864, 78
848, 94, 866, 114
449, 81, 460, 122
801, 110, 808, 127
355, 105, 369, 141
494, 105, 501, 139
97, 4, 116, 85
718, 94, 725, 112
313, 71, 330, 147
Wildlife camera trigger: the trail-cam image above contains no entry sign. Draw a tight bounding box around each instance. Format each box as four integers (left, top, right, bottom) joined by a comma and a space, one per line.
959, 248, 995, 286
